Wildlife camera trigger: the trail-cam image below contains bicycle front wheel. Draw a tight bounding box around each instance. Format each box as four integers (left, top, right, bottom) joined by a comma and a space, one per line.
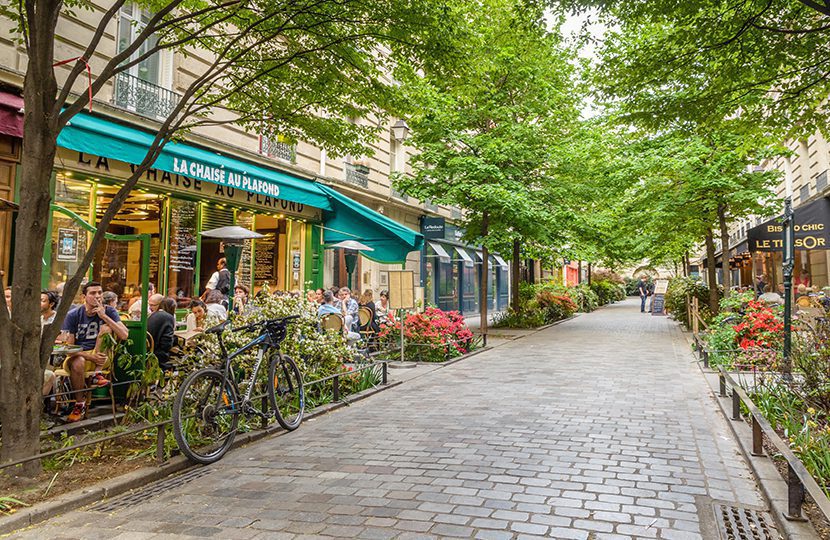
268, 354, 304, 431
173, 368, 239, 464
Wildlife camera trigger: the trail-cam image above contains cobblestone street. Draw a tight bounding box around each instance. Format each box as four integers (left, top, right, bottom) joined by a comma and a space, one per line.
12, 299, 767, 539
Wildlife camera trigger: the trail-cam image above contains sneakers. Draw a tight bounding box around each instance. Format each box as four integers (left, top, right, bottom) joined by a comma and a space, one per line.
90, 373, 109, 387
67, 401, 86, 423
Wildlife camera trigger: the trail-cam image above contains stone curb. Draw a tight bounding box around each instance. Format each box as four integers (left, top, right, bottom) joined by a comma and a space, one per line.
0, 378, 402, 536
685, 330, 821, 539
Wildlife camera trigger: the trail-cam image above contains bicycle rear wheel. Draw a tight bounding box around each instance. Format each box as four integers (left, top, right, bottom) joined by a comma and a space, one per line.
173, 368, 239, 464
268, 354, 304, 431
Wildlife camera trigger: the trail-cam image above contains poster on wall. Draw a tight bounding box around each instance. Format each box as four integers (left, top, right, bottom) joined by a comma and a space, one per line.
169, 200, 198, 271
57, 228, 80, 262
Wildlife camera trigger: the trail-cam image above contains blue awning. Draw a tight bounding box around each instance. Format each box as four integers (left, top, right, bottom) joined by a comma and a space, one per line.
57, 113, 332, 210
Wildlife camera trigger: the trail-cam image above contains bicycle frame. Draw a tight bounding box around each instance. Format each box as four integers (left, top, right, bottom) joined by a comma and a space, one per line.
215, 330, 280, 411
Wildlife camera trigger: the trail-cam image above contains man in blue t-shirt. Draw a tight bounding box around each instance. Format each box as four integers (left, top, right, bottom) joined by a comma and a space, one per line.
60, 281, 129, 422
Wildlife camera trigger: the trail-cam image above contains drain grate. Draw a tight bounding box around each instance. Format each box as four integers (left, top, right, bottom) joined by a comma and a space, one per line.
90, 467, 212, 512
713, 503, 782, 540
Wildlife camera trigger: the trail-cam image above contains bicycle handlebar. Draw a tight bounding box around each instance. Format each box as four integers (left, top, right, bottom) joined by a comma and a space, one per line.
232, 315, 302, 334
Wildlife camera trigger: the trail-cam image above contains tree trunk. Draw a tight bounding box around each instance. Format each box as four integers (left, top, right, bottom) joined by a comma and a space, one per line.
0, 0, 62, 476
511, 237, 520, 310
684, 251, 690, 277
718, 203, 731, 298
479, 211, 489, 342
587, 262, 592, 285
704, 228, 720, 314
577, 260, 582, 284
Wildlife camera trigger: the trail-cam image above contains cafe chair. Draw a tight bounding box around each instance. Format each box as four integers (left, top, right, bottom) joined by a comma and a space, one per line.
320, 313, 344, 334
53, 347, 116, 421
358, 306, 377, 350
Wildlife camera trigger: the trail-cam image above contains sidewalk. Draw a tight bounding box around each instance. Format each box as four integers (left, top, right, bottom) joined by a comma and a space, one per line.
10, 298, 799, 539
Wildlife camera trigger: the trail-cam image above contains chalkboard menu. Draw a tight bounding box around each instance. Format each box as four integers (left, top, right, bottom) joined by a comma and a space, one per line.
169, 200, 197, 272
651, 294, 666, 316
149, 236, 160, 286
236, 213, 254, 288
254, 231, 277, 283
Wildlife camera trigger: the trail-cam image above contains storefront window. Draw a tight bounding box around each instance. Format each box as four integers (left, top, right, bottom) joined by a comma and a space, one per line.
286, 220, 305, 291
91, 185, 162, 303
462, 262, 478, 314
436, 257, 458, 312
49, 175, 92, 291
236, 211, 255, 290
253, 215, 281, 293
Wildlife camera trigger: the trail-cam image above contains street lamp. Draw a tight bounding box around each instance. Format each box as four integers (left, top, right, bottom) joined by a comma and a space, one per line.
391, 119, 410, 142
201, 225, 263, 311
782, 197, 795, 381
328, 239, 374, 290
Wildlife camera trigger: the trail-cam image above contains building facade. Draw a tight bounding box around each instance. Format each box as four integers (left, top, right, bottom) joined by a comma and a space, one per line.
0, 3, 509, 314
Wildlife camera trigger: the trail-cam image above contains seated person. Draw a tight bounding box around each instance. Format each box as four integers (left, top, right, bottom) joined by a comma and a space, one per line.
102, 290, 119, 309
128, 283, 156, 320
205, 289, 228, 320
148, 297, 177, 370
335, 287, 359, 332
232, 284, 254, 315
186, 299, 208, 332
318, 290, 340, 317
41, 289, 58, 327
59, 281, 129, 422
375, 290, 390, 324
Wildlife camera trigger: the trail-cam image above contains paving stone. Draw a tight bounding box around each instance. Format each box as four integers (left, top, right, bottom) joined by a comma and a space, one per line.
16, 300, 772, 540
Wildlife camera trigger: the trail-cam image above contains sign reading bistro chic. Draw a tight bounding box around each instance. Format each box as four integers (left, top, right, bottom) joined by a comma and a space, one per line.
747, 197, 830, 252
58, 149, 320, 220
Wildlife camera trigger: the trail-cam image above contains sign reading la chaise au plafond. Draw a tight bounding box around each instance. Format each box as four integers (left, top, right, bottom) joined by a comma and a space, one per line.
747, 197, 830, 252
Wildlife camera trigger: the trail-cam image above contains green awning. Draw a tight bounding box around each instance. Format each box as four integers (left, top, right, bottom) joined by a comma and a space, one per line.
318, 184, 424, 264
57, 113, 332, 210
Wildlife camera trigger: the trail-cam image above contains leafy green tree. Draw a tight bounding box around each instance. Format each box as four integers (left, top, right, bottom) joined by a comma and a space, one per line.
0, 0, 457, 475
395, 0, 580, 320
560, 0, 830, 137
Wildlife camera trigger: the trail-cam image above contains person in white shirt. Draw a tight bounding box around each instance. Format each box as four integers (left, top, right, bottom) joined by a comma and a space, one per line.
128, 282, 155, 321
201, 258, 230, 300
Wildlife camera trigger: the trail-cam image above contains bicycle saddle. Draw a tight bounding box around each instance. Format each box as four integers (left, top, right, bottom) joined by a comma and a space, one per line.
205, 320, 230, 335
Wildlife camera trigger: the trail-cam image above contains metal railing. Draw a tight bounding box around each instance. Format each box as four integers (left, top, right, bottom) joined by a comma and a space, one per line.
717, 368, 830, 522
0, 362, 388, 470
113, 72, 180, 120
344, 162, 369, 188
260, 135, 296, 162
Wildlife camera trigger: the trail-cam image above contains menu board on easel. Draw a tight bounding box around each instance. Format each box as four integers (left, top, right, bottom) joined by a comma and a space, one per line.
388, 270, 415, 310
254, 230, 277, 286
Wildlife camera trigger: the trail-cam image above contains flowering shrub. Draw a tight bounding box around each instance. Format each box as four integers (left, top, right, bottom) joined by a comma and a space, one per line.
378, 307, 474, 362
536, 290, 578, 321
732, 301, 784, 351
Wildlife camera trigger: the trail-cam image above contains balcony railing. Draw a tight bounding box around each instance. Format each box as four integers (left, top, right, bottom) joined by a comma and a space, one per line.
260, 135, 296, 163
390, 188, 408, 201
113, 72, 180, 120
424, 198, 438, 211
344, 162, 369, 188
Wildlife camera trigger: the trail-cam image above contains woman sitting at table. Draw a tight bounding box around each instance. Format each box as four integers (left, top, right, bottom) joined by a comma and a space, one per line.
148, 297, 177, 370
186, 299, 208, 333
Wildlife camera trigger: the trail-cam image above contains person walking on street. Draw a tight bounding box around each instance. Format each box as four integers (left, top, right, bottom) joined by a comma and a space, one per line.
637, 275, 648, 313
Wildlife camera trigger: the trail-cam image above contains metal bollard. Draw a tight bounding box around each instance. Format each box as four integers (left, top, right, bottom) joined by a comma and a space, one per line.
751, 416, 764, 456
156, 424, 166, 463
702, 349, 709, 369
333, 375, 340, 401
732, 390, 741, 421
261, 396, 269, 429
785, 463, 806, 521
719, 373, 727, 397
382, 362, 388, 385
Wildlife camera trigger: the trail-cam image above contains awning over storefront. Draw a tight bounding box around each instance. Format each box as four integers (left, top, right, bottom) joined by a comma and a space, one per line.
748, 197, 830, 252
427, 241, 451, 261
0, 91, 23, 138
454, 246, 474, 265
57, 113, 332, 210
493, 254, 509, 268
317, 184, 424, 264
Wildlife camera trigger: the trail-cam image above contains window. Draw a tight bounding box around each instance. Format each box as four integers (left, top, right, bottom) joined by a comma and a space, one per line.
817, 170, 828, 192
800, 184, 810, 203
114, 4, 177, 119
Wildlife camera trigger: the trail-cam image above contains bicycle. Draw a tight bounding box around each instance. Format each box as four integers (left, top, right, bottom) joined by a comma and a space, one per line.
172, 315, 305, 464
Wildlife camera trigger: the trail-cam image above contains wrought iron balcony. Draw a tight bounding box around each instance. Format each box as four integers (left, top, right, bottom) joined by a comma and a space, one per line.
260, 135, 296, 163
344, 162, 369, 188
390, 188, 408, 201
424, 198, 438, 211
113, 72, 180, 120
